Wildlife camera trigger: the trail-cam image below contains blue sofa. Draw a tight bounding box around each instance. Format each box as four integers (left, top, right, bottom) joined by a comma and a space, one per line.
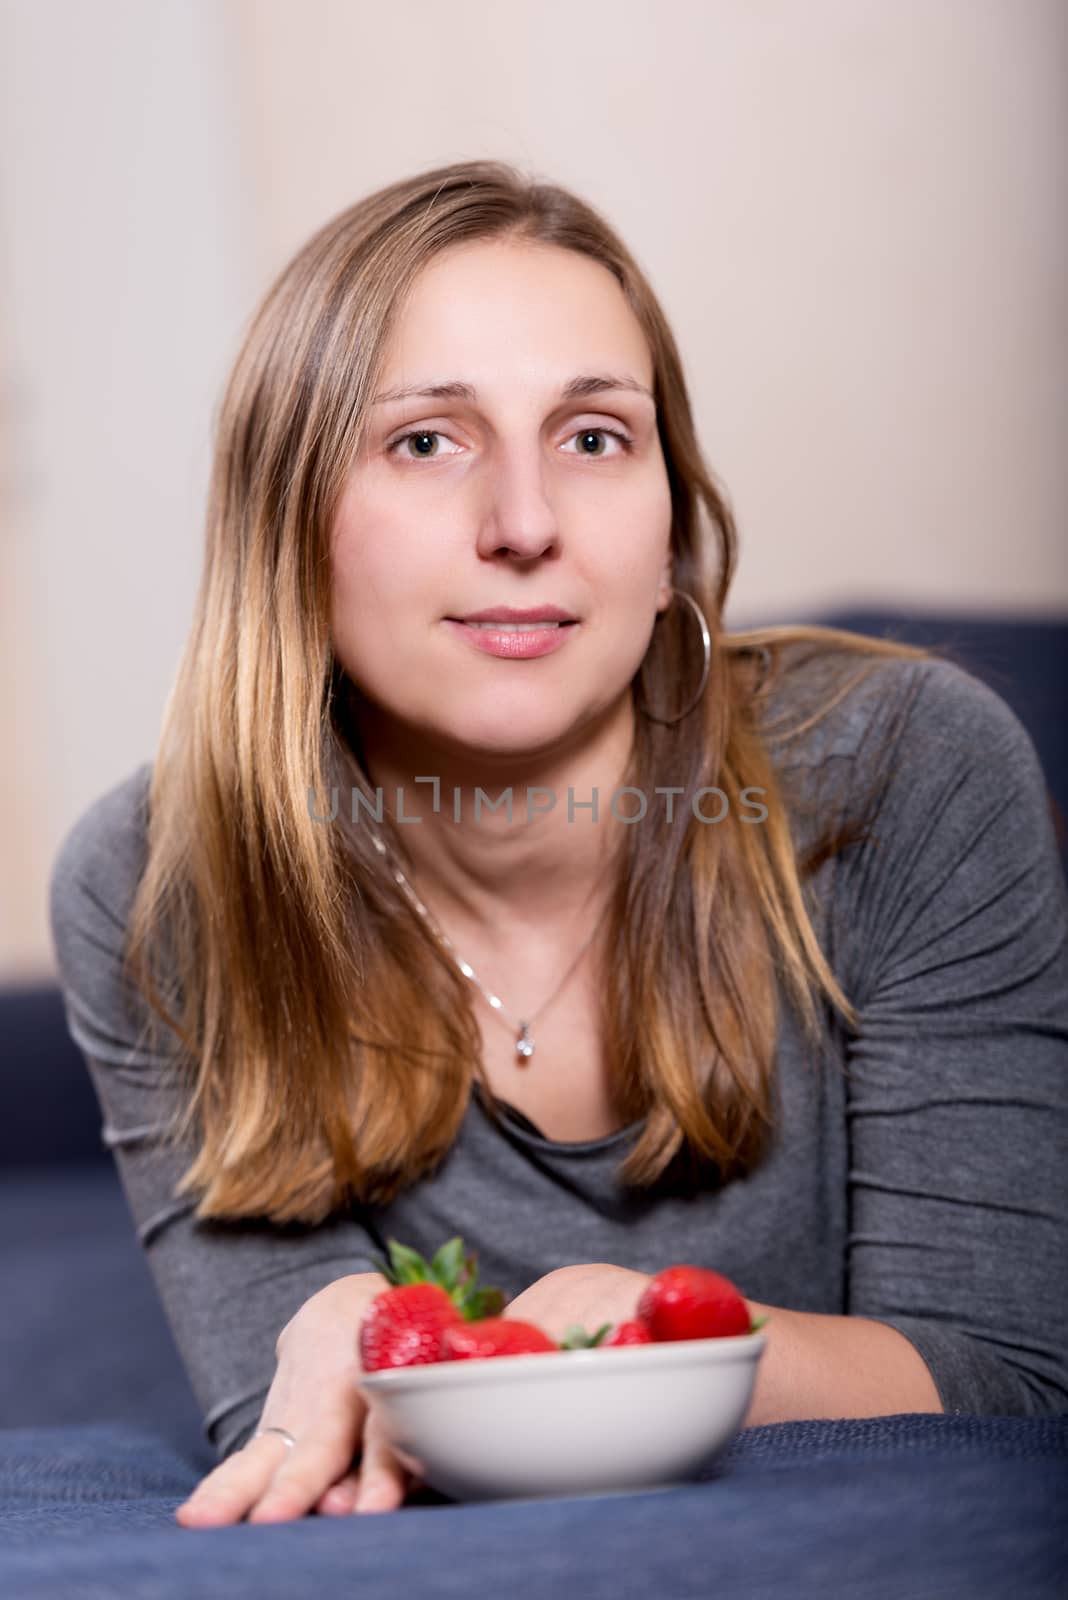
2, 610, 1065, 1597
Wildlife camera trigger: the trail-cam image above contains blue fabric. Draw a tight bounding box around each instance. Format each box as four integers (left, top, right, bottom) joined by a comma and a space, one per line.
0, 1167, 204, 1448
0, 980, 105, 1166
0, 1416, 1064, 1598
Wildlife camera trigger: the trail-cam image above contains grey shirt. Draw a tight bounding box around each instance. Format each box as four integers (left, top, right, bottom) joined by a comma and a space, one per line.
48, 650, 1068, 1459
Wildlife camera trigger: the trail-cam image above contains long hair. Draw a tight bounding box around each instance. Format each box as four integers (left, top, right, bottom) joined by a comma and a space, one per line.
125, 159, 936, 1222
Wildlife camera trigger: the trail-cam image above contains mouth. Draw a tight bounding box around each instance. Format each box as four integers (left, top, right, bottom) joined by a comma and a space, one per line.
450, 620, 578, 633
443, 618, 578, 659
448, 605, 579, 627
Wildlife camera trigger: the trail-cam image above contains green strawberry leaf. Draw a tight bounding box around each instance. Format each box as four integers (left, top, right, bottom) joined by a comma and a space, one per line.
749, 1314, 769, 1333
559, 1322, 613, 1350
460, 1286, 506, 1321
369, 1236, 507, 1319
429, 1237, 466, 1289
384, 1239, 433, 1285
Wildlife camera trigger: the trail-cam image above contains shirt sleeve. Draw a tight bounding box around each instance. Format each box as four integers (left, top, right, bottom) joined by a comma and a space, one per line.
835, 659, 1068, 1416
47, 766, 384, 1461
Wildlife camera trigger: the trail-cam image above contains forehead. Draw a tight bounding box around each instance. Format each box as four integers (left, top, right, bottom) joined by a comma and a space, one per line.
377, 239, 654, 391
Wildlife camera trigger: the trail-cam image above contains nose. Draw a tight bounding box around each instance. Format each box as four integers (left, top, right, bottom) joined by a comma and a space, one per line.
475, 448, 560, 563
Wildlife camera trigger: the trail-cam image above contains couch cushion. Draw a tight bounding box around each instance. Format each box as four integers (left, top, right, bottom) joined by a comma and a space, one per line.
0, 1417, 1064, 1596
0, 1166, 203, 1453
1, 983, 106, 1167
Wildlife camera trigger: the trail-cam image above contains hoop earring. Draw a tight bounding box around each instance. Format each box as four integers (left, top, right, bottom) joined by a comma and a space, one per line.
635, 587, 712, 726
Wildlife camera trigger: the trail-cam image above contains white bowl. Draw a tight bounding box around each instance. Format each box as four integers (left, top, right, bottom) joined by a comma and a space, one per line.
357, 1330, 767, 1503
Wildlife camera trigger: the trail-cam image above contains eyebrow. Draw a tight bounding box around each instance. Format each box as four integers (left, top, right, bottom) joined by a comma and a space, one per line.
372, 373, 654, 406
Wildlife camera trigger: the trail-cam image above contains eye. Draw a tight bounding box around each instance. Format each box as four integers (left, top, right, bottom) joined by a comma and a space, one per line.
387, 429, 462, 461
561, 426, 634, 459
386, 424, 636, 463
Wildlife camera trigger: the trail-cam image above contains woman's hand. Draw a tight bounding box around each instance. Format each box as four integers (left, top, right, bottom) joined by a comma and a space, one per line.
502, 1262, 655, 1343
175, 1270, 415, 1526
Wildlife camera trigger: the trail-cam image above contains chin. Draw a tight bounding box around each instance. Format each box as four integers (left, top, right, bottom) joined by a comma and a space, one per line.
436, 706, 576, 762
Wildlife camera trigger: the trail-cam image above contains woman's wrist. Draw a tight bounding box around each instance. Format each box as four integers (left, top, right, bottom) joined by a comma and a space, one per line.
275, 1269, 388, 1361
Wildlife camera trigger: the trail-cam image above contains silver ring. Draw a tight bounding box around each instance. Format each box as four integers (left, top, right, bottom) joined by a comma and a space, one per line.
253, 1425, 297, 1449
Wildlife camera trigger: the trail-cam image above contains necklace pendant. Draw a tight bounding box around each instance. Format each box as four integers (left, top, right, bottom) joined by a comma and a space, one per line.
515, 1021, 535, 1060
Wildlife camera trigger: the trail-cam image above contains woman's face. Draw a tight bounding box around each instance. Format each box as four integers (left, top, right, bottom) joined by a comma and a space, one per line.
329, 238, 674, 766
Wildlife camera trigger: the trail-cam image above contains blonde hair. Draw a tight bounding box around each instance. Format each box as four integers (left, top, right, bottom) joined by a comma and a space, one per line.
125, 159, 935, 1222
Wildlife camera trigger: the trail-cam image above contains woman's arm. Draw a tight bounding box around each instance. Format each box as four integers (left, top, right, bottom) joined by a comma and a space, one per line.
827, 659, 1068, 1416
742, 663, 1066, 1421
502, 1267, 942, 1422
738, 1302, 941, 1423
48, 766, 388, 1461
176, 1270, 419, 1524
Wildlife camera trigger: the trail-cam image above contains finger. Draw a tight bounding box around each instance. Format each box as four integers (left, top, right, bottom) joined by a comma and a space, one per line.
247, 1396, 368, 1524
352, 1402, 411, 1514
390, 1441, 427, 1489
175, 1432, 292, 1527
316, 1467, 362, 1516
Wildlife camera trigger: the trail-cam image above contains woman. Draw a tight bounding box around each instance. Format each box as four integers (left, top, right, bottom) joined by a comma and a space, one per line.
48, 159, 1068, 1525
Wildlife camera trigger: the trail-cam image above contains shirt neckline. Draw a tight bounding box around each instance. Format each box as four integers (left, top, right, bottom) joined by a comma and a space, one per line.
470, 1080, 642, 1154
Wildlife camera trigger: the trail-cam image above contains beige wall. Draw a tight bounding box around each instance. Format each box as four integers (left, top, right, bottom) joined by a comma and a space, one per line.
0, 0, 252, 977
233, 0, 1068, 623
3, 0, 1066, 977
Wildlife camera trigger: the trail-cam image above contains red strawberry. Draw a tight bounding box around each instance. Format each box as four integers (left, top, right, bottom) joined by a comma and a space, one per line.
440, 1317, 557, 1360
359, 1237, 505, 1372
557, 1321, 653, 1349
602, 1320, 654, 1347
636, 1265, 754, 1341
359, 1282, 462, 1372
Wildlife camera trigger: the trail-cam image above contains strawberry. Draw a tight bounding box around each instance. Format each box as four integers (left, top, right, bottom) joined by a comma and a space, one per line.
439, 1317, 557, 1360
602, 1320, 654, 1346
558, 1320, 654, 1349
359, 1282, 462, 1372
636, 1265, 758, 1341
359, 1237, 505, 1372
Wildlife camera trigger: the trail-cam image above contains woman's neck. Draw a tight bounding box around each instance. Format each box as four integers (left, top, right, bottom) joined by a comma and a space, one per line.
349, 698, 636, 941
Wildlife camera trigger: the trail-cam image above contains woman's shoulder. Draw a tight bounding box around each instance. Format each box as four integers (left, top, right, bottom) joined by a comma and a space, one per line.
752, 637, 1061, 909
49, 760, 155, 946
47, 761, 165, 1069
756, 636, 1037, 780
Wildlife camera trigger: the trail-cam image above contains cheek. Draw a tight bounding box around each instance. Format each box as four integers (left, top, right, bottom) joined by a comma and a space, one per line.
600, 475, 673, 581
330, 513, 410, 609
328, 541, 371, 635
589, 532, 670, 599
328, 528, 452, 664
331, 483, 454, 585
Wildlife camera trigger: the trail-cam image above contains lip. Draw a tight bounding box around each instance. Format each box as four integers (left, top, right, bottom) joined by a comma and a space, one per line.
452, 606, 577, 624
443, 619, 578, 660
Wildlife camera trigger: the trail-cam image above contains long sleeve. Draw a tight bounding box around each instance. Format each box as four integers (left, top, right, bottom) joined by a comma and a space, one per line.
832, 659, 1068, 1415
47, 764, 383, 1460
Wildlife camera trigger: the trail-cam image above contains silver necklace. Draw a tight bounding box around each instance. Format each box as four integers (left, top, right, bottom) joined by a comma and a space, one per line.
369, 832, 607, 1062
